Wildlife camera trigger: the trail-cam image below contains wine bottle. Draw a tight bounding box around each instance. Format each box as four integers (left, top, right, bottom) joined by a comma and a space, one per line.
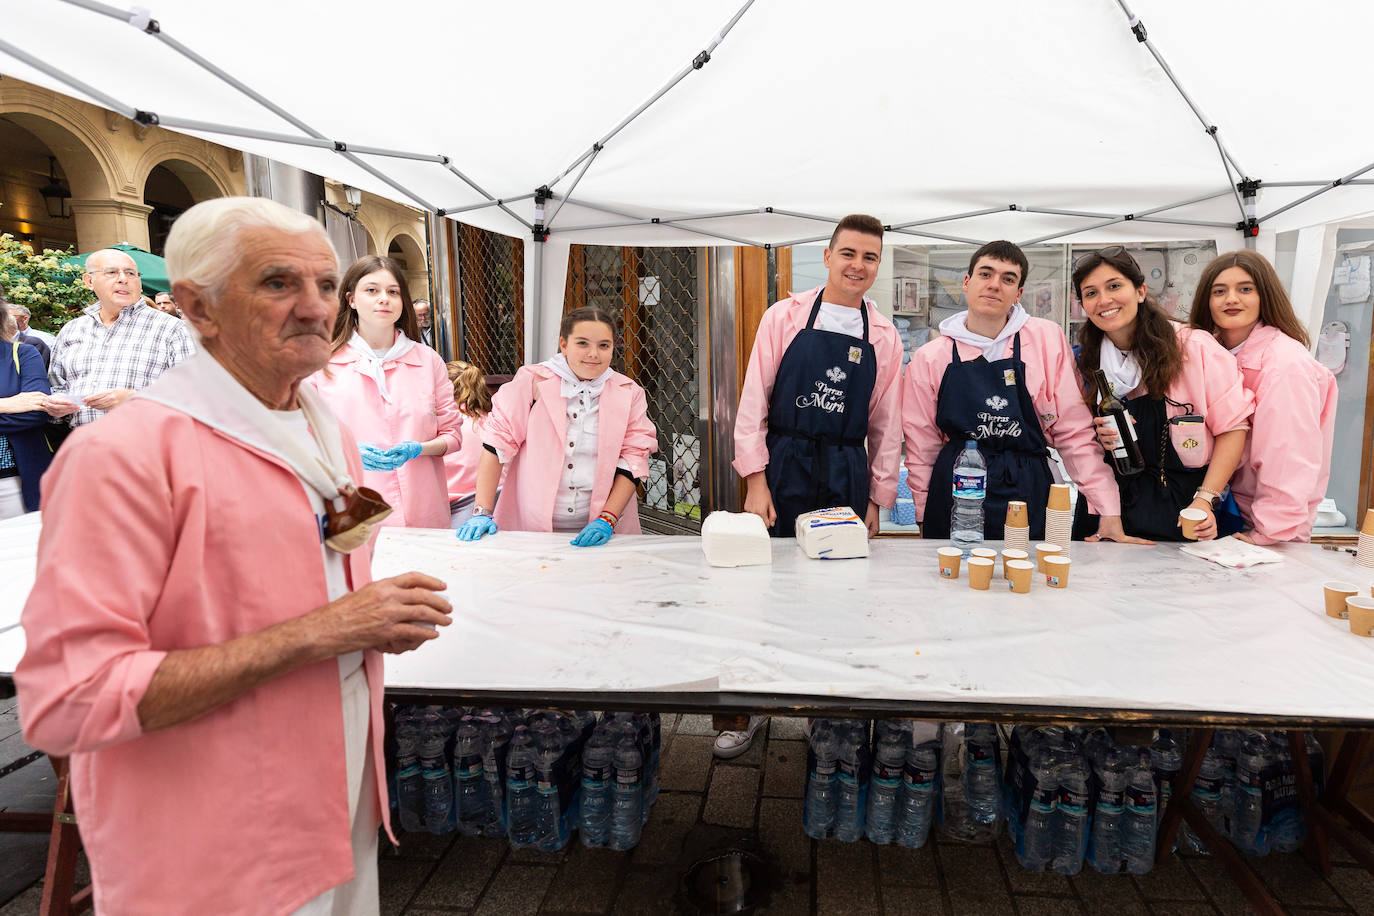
1093, 369, 1145, 476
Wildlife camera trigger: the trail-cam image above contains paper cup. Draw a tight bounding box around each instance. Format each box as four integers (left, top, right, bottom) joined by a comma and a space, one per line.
1004, 524, 1031, 552
1001, 548, 1029, 577
937, 546, 962, 579
971, 548, 997, 561
1362, 509, 1374, 537
1047, 484, 1072, 513
1007, 559, 1034, 593
1044, 554, 1071, 588
1006, 501, 1029, 528
1348, 597, 1374, 637
1324, 580, 1361, 619
1035, 543, 1062, 573
1179, 507, 1208, 541
967, 556, 995, 590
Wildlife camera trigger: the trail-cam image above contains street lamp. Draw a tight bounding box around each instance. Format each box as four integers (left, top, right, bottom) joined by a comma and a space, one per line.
39, 156, 72, 220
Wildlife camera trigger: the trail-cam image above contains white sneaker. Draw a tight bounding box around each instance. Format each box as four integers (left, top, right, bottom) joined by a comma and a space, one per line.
713, 717, 765, 758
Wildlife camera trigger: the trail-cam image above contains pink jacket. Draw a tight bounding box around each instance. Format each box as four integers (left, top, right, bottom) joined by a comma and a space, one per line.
482, 364, 657, 533
1227, 324, 1337, 544
902, 317, 1121, 519
733, 288, 905, 507
444, 412, 486, 501
309, 342, 462, 529
15, 399, 391, 916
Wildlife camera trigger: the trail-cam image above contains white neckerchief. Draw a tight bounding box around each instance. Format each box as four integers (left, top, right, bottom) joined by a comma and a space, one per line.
133, 349, 355, 513
938, 303, 1031, 362
346, 329, 415, 404
541, 353, 612, 411
1098, 336, 1144, 401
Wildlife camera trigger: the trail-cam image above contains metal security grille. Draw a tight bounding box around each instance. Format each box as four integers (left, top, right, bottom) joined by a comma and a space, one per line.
456, 223, 524, 375
565, 245, 703, 534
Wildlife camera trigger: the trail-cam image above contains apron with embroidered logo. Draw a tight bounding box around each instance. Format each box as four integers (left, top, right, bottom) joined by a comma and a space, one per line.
923, 333, 1053, 540
763, 292, 878, 537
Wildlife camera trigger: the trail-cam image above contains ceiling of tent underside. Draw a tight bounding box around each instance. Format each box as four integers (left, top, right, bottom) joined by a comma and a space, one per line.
3, 0, 1371, 245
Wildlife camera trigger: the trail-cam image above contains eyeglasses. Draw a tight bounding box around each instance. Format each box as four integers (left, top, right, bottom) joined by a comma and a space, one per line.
1072, 245, 1130, 271
91, 268, 140, 280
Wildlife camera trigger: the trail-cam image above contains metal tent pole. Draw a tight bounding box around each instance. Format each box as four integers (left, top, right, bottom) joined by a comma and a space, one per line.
1259, 159, 1374, 224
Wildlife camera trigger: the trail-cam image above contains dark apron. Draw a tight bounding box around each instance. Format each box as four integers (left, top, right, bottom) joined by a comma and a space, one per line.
763, 292, 878, 537
1072, 393, 1207, 542
922, 333, 1053, 540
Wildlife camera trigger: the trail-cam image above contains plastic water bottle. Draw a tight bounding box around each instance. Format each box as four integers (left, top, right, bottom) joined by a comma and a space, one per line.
1233, 732, 1271, 856
479, 711, 516, 837
1150, 730, 1183, 829
834, 721, 869, 842
804, 721, 839, 839
1018, 737, 1057, 871
393, 707, 425, 832
1089, 746, 1126, 874
530, 718, 568, 852
963, 723, 1000, 825
1182, 746, 1226, 855
611, 736, 644, 851
504, 726, 540, 848
1212, 729, 1243, 840
579, 725, 614, 848
1054, 756, 1091, 875
1122, 761, 1157, 874
1268, 733, 1304, 854
453, 722, 493, 836
644, 713, 662, 809
866, 725, 906, 844
419, 711, 454, 834
896, 740, 939, 848
950, 440, 986, 555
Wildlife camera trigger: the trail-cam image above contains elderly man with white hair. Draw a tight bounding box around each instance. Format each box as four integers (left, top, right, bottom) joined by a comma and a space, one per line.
43, 246, 193, 427
16, 197, 453, 915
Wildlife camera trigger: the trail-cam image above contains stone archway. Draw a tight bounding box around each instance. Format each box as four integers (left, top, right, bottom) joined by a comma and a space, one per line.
140, 155, 232, 255
385, 231, 429, 300
0, 110, 117, 252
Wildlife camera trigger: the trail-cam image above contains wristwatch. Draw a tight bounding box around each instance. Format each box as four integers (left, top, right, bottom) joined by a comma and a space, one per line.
1193, 487, 1222, 511
473, 506, 491, 518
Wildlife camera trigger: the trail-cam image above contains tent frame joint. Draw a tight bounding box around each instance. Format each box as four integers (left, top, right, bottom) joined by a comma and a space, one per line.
134, 109, 158, 126
693, 50, 711, 69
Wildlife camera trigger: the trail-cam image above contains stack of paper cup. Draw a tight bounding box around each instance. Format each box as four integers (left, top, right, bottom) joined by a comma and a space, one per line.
1359, 511, 1374, 570
1044, 485, 1073, 554
1004, 501, 1030, 552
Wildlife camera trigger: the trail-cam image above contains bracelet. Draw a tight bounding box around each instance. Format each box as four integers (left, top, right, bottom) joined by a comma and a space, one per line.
597, 510, 619, 528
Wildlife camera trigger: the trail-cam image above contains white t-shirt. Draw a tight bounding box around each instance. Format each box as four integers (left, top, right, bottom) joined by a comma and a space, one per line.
815, 302, 866, 339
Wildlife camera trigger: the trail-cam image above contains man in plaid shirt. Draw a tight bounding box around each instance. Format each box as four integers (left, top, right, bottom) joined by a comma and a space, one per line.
44, 249, 194, 428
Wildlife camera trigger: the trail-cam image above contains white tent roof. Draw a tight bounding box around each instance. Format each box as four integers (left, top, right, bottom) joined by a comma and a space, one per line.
5, 0, 1374, 248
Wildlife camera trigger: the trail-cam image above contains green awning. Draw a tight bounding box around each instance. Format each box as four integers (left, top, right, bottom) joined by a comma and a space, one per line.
62, 244, 170, 294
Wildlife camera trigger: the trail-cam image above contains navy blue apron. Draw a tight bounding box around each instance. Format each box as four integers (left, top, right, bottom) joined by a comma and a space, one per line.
922, 333, 1053, 540
763, 292, 878, 537
1072, 394, 1208, 542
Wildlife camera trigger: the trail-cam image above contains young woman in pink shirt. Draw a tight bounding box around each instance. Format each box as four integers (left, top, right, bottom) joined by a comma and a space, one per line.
1188, 250, 1338, 544
454, 306, 658, 546
443, 359, 495, 528
1071, 247, 1253, 542
308, 256, 462, 529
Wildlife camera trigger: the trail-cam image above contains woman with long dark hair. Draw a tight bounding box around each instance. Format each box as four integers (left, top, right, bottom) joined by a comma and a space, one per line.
308, 256, 461, 528
1188, 250, 1338, 543
1071, 247, 1253, 541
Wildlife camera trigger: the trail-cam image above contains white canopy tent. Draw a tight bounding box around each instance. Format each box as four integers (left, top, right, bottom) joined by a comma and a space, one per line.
4, 0, 1372, 355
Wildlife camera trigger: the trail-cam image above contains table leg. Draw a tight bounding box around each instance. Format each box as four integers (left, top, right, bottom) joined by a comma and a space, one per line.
1288, 730, 1329, 875
1179, 796, 1285, 916
1156, 727, 1212, 867
38, 756, 90, 916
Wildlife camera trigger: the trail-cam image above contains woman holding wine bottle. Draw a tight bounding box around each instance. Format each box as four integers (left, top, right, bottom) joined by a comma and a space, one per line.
1070, 247, 1254, 542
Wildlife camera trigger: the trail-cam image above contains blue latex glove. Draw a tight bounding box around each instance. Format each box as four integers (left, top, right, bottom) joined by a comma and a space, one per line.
384, 440, 423, 464
570, 518, 614, 547
456, 514, 498, 542
359, 443, 394, 471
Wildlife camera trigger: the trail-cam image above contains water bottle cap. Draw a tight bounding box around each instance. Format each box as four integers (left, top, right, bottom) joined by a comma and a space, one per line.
965, 439, 977, 450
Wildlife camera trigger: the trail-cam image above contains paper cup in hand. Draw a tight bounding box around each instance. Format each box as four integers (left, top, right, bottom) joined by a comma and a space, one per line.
1006, 501, 1029, 528
1325, 581, 1361, 619
1179, 507, 1208, 540
1047, 484, 1072, 513
1001, 548, 1028, 577
1035, 542, 1061, 573
968, 557, 995, 590
1044, 554, 1070, 588
1007, 559, 1034, 593
1347, 597, 1374, 636
937, 546, 962, 579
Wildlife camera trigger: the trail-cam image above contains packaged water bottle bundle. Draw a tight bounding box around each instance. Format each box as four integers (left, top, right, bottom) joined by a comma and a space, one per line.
803, 719, 871, 840
1003, 726, 1090, 875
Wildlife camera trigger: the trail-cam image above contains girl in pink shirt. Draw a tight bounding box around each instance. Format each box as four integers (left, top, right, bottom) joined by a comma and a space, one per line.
1188, 251, 1338, 544
444, 359, 496, 527
308, 256, 462, 529
455, 306, 657, 546
1072, 247, 1253, 542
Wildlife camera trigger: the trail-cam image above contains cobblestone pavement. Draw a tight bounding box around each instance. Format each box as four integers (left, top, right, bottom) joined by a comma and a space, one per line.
2, 707, 1373, 914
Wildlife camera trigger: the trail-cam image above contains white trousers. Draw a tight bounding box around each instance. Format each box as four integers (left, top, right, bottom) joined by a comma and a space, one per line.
0, 477, 24, 520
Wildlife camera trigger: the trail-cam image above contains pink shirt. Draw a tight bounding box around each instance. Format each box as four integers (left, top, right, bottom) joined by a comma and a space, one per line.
15, 399, 392, 916
902, 316, 1121, 519
1117, 324, 1254, 442
1227, 324, 1337, 544
482, 364, 657, 533
733, 288, 905, 507
308, 342, 462, 529
444, 412, 486, 502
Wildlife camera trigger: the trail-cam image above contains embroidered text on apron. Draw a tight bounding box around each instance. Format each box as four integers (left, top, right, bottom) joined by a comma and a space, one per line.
763, 292, 878, 537
922, 333, 1053, 540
